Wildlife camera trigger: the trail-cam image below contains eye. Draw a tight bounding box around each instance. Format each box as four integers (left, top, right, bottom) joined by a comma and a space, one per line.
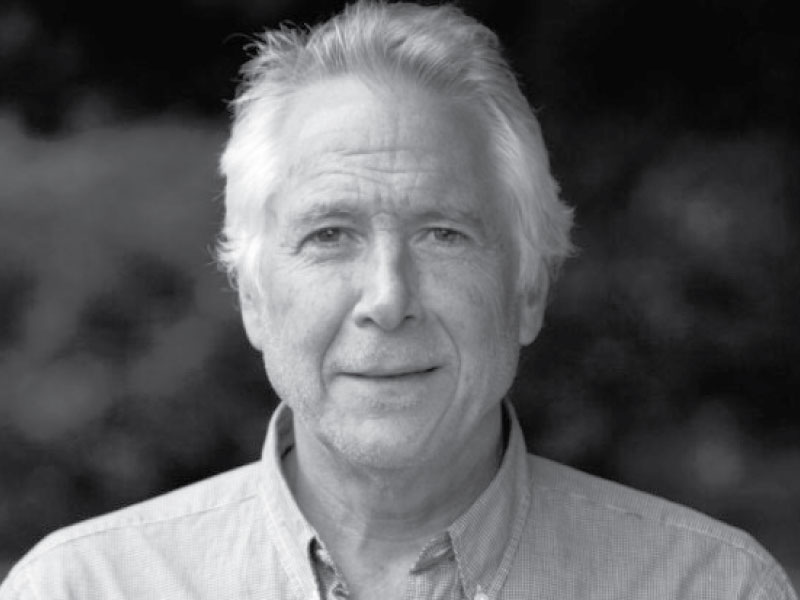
299, 226, 358, 258
430, 227, 467, 244
308, 227, 344, 244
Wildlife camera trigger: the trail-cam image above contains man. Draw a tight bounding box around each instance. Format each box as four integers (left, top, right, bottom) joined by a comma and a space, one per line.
1, 2, 796, 599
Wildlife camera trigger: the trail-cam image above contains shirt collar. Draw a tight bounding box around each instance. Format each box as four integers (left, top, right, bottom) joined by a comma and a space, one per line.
258, 401, 532, 600
258, 403, 319, 599
447, 401, 532, 599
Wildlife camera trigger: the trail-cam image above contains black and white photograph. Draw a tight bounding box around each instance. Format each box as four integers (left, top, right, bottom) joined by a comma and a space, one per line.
1, 0, 798, 598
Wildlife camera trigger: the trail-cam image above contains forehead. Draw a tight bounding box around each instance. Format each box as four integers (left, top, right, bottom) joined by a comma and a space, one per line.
285, 77, 479, 157
276, 75, 499, 214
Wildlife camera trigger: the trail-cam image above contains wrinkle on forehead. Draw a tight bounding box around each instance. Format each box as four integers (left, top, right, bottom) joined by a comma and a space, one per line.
281, 74, 488, 168
286, 146, 444, 181
282, 149, 478, 223
273, 74, 507, 234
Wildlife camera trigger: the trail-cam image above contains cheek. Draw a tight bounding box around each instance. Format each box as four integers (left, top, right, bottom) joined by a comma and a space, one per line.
260, 264, 354, 362
466, 281, 520, 370
430, 259, 521, 387
441, 257, 519, 332
257, 265, 356, 417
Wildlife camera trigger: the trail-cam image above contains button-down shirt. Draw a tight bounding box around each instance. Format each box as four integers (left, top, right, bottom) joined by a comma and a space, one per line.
1, 402, 796, 599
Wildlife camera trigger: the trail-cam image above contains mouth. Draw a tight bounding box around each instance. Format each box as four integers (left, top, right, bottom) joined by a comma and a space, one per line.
344, 366, 439, 379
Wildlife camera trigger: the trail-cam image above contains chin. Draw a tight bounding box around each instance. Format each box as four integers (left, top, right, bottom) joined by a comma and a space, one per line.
321, 416, 442, 470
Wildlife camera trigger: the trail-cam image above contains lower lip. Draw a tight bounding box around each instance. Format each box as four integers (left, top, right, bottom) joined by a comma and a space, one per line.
336, 370, 441, 394
337, 371, 439, 410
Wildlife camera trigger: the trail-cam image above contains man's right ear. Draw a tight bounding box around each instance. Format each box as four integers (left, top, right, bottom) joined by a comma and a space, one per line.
239, 289, 264, 351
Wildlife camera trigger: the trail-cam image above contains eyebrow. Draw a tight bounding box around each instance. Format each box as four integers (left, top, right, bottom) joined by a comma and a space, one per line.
283, 201, 361, 228
412, 208, 486, 229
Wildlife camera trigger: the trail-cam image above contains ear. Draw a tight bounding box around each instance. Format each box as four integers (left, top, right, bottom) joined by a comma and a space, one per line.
239, 289, 264, 351
517, 284, 546, 346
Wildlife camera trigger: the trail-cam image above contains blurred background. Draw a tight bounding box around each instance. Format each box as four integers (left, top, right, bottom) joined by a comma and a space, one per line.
1, 0, 798, 588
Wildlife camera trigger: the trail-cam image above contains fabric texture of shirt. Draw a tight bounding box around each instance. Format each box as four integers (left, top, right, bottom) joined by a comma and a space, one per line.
1, 402, 796, 600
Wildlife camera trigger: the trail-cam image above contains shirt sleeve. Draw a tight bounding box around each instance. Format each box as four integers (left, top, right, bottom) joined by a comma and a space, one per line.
755, 560, 799, 600
0, 565, 40, 600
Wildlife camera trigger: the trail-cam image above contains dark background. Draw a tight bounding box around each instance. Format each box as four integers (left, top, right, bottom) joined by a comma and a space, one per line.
1, 0, 798, 587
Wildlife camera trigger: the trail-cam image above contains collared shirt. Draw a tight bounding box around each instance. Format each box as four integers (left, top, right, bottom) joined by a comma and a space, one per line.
1, 402, 796, 600
263, 403, 529, 600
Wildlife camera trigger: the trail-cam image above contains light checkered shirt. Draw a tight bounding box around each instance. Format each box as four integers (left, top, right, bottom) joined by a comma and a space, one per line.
1, 402, 796, 599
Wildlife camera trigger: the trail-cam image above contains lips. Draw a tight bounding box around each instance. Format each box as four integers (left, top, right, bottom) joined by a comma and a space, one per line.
344, 366, 439, 378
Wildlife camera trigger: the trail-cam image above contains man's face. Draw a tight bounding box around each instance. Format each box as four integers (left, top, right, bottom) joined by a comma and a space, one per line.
243, 75, 543, 468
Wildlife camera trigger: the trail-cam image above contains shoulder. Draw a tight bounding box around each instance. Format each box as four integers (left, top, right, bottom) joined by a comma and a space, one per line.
27, 462, 261, 558
526, 453, 768, 558
1, 462, 268, 598
518, 454, 797, 599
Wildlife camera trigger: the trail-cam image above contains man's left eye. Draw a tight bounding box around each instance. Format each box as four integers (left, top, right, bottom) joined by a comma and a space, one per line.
430, 228, 466, 244
309, 227, 344, 244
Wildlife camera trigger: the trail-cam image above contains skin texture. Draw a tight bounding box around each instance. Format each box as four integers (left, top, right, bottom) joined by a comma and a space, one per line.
241, 74, 545, 597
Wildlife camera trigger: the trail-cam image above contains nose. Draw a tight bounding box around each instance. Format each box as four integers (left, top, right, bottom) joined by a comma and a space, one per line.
353, 240, 420, 330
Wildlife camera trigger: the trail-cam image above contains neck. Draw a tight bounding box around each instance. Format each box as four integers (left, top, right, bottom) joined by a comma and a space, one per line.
284, 406, 503, 590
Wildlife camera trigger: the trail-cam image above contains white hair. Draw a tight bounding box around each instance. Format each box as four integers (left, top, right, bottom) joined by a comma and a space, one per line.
218, 1, 573, 301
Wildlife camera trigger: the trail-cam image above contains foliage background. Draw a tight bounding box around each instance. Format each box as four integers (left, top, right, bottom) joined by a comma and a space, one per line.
1, 0, 798, 587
